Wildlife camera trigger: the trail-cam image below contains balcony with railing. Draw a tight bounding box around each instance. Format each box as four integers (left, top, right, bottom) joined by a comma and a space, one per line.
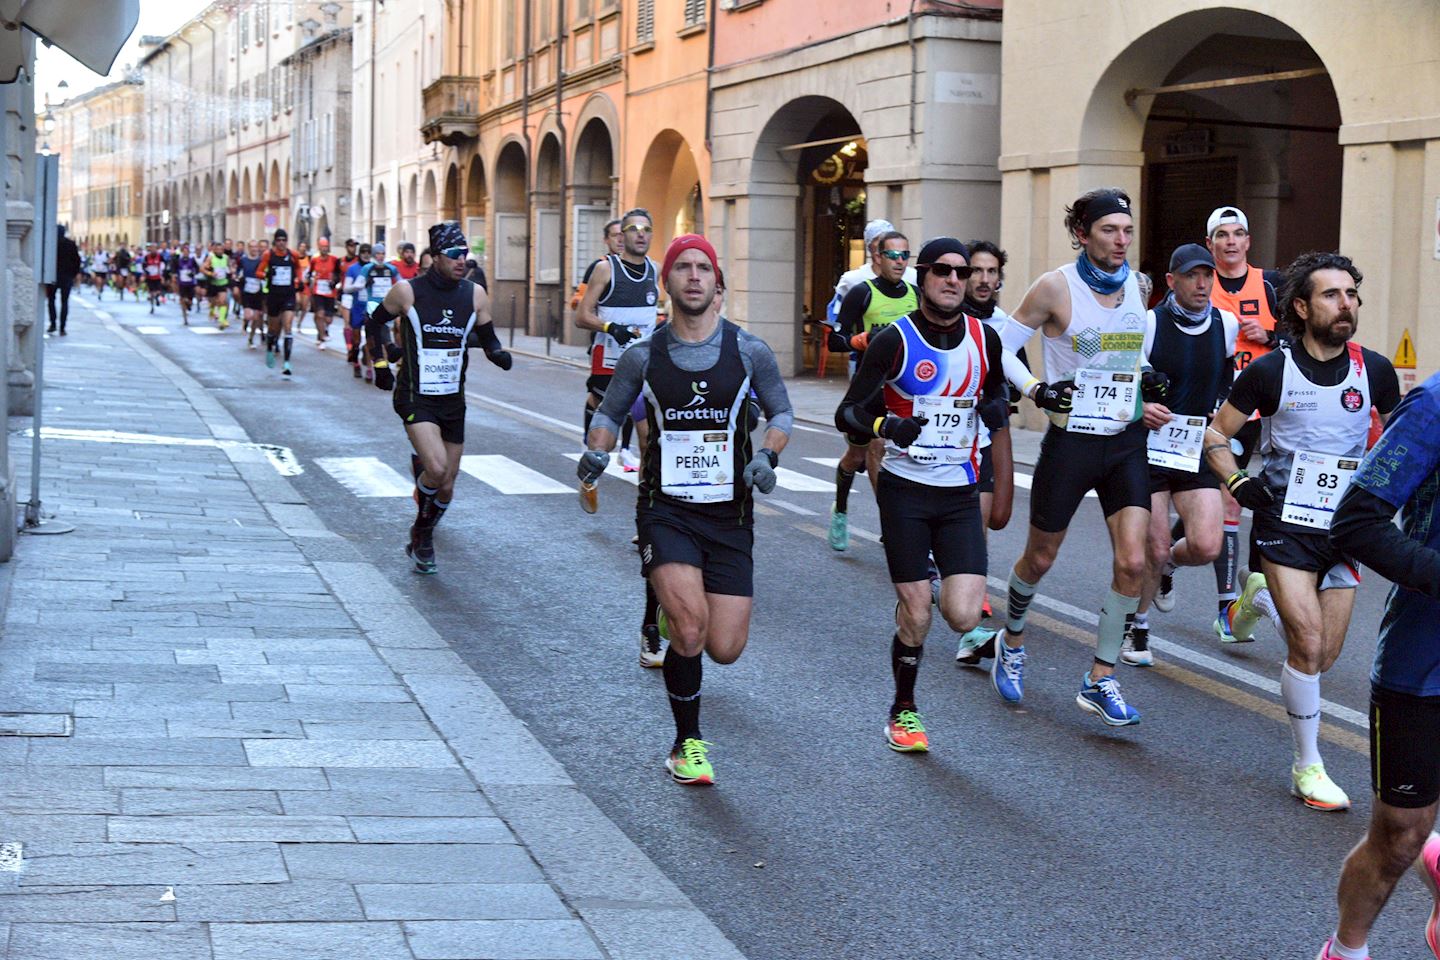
420, 76, 481, 145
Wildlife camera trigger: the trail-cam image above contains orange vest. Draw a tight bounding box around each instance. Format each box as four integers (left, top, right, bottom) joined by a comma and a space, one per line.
1211, 264, 1276, 372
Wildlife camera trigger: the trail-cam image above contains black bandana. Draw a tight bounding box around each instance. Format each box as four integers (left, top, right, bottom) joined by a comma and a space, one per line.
428, 220, 467, 255
961, 295, 995, 320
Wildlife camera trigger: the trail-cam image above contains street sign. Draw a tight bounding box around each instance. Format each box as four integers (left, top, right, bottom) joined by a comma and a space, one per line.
1394, 329, 1417, 369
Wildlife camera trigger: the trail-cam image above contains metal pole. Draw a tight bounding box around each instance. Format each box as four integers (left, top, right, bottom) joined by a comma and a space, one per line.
508, 292, 515, 347
0, 84, 14, 561
25, 153, 70, 536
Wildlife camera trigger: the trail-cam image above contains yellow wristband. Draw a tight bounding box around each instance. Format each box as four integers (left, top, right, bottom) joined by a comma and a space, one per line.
873, 416, 886, 437
373, 360, 389, 369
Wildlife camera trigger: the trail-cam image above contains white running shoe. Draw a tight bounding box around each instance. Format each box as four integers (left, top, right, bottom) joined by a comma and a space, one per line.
1291, 762, 1350, 811
619, 447, 640, 472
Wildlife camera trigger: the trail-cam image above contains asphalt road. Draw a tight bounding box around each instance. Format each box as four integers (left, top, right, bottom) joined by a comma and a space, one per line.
71, 291, 1435, 959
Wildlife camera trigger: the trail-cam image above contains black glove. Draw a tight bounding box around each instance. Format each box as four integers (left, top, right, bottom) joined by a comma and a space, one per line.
880, 414, 927, 448
373, 363, 394, 391
577, 450, 610, 484
385, 342, 403, 363
1141, 369, 1171, 403
486, 349, 513, 371
606, 323, 637, 347
1032, 380, 1074, 414
1226, 471, 1276, 512
979, 395, 1010, 431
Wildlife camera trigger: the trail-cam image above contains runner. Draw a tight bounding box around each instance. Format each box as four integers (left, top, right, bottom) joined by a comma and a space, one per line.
226, 238, 244, 321
1119, 243, 1239, 667
307, 237, 341, 350
174, 244, 200, 323
391, 241, 421, 280
571, 219, 623, 311
256, 229, 300, 375
994, 187, 1167, 726
200, 241, 232, 329
143, 244, 166, 314
342, 242, 374, 379
834, 237, 1010, 752
238, 242, 266, 348
90, 247, 109, 300
1187, 205, 1286, 637
1204, 251, 1399, 810
347, 242, 399, 384
292, 241, 311, 338
113, 245, 134, 300
575, 208, 660, 509
363, 222, 513, 573
577, 233, 793, 786
825, 229, 919, 551
1317, 369, 1440, 960
337, 239, 362, 358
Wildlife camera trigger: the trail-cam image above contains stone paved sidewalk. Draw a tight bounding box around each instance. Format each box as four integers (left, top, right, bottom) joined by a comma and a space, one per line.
0, 302, 746, 959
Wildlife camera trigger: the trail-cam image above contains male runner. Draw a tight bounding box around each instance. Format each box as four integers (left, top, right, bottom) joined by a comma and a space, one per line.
391, 241, 420, 280
200, 241, 232, 329
1205, 251, 1399, 809
1317, 370, 1440, 960
143, 244, 165, 313
364, 222, 513, 573
113, 245, 134, 300
256, 229, 300, 375
571, 219, 623, 311
292, 241, 311, 335
338, 239, 362, 355
575, 209, 660, 505
308, 238, 341, 349
835, 237, 1010, 751
238, 242, 266, 346
825, 229, 919, 551
90, 247, 109, 299
1190, 205, 1286, 635
578, 233, 793, 786
174, 244, 200, 322
350, 242, 399, 383
1120, 243, 1238, 667
343, 243, 375, 379
995, 187, 1167, 726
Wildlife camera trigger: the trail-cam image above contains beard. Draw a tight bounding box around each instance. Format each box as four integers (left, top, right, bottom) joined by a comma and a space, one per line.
922, 290, 964, 322
1315, 309, 1357, 347
673, 289, 716, 318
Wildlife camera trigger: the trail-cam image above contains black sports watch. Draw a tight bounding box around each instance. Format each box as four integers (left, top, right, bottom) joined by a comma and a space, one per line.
759, 448, 779, 469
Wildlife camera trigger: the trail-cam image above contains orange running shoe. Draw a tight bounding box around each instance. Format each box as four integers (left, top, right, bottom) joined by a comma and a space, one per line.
885, 709, 929, 753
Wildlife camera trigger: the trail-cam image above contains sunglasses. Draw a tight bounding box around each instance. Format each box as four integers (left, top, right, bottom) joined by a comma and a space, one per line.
439, 246, 468, 259
880, 250, 911, 262
623, 224, 653, 235
925, 263, 973, 280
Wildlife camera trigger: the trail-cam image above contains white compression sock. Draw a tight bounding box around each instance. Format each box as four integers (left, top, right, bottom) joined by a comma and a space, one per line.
1281, 662, 1323, 769
1253, 588, 1287, 639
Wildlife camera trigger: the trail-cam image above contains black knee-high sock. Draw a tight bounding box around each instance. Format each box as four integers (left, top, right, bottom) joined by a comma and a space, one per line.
432, 498, 450, 528
643, 580, 659, 630
890, 633, 923, 715
414, 480, 439, 527
583, 404, 594, 444
283, 335, 293, 361
267, 331, 278, 351
835, 465, 857, 513
620, 416, 634, 450
664, 650, 703, 744
410, 454, 422, 481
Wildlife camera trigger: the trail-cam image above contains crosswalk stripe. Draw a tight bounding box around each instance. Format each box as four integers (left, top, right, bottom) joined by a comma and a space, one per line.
460, 455, 571, 494
190, 327, 222, 335
136, 326, 169, 335
805, 457, 841, 469
773, 467, 832, 492
562, 452, 639, 486
315, 456, 413, 497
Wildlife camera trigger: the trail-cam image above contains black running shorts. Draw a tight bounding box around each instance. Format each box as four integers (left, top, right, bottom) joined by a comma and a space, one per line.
266, 292, 297, 316
393, 396, 465, 445
1149, 464, 1220, 496
313, 295, 336, 317
875, 470, 986, 583
241, 290, 264, 310
637, 496, 753, 597
977, 444, 995, 495
586, 372, 612, 402
1370, 683, 1440, 808
1029, 422, 1150, 533
1249, 509, 1360, 590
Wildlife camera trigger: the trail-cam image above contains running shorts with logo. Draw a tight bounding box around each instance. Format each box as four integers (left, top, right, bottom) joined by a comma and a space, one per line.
637, 496, 753, 597
393, 395, 465, 445
1248, 507, 1360, 589
1369, 683, 1440, 807
1030, 422, 1150, 533
266, 292, 297, 316
876, 471, 986, 583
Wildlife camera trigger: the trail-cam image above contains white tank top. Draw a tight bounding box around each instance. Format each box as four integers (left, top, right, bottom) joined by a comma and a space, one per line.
1259, 342, 1371, 490
1041, 262, 1145, 430
881, 315, 990, 487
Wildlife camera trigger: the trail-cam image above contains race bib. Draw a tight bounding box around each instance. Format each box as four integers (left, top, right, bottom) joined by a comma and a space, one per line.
417, 346, 463, 396
909, 394, 978, 465
315, 279, 332, 295
272, 265, 293, 287
660, 429, 732, 504
145, 265, 160, 277
243, 276, 262, 294
1147, 416, 1207, 472
179, 269, 193, 283
1283, 450, 1359, 530
370, 276, 393, 299
1067, 368, 1138, 436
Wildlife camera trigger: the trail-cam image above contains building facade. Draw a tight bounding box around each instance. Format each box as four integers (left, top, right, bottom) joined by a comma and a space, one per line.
284, 16, 353, 246
52, 79, 145, 250
999, 0, 1440, 384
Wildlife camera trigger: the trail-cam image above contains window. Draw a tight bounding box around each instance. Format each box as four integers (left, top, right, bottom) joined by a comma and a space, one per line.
322, 112, 334, 169
229, 86, 239, 131
255, 3, 267, 43
684, 0, 705, 26
241, 80, 250, 126
636, 0, 654, 42
239, 10, 249, 49
228, 20, 238, 59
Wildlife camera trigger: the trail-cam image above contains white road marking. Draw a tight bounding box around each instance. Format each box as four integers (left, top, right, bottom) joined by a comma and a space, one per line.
315, 456, 413, 497
92, 309, 112, 320
805, 457, 841, 469
469, 392, 582, 435
562, 452, 639, 486
790, 422, 831, 434
460, 454, 571, 494
774, 467, 832, 493
190, 327, 222, 335
767, 498, 819, 517
985, 575, 1367, 729
136, 325, 169, 335
22, 427, 303, 476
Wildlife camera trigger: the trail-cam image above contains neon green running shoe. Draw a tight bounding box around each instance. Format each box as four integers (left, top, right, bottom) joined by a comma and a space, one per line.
657, 608, 671, 641
665, 738, 714, 786
1229, 571, 1267, 643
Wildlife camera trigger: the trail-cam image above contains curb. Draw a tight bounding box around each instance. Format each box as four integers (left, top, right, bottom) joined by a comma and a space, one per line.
94, 307, 748, 960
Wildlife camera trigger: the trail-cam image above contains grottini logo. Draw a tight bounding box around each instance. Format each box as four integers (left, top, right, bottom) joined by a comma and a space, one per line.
422, 323, 467, 337
665, 406, 729, 421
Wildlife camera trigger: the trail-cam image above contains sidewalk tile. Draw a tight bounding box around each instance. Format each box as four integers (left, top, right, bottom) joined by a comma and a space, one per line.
18, 842, 288, 885
28, 737, 248, 766
356, 882, 568, 921
0, 789, 120, 814
165, 719, 304, 739
104, 766, 329, 791
345, 816, 511, 844
7, 921, 211, 960
73, 699, 235, 719
0, 886, 174, 921
3, 815, 108, 842
230, 701, 425, 721
281, 843, 538, 882
120, 790, 282, 816
404, 919, 603, 960
173, 881, 365, 921
110, 682, 285, 702
244, 739, 457, 768
209, 921, 410, 960
107, 815, 354, 843
279, 789, 492, 818
300, 721, 439, 740
284, 683, 412, 702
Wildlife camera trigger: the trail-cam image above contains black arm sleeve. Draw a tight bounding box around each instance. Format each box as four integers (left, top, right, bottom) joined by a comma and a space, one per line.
1225, 352, 1282, 418
1331, 485, 1440, 600
364, 303, 396, 362
829, 283, 873, 353
1366, 350, 1402, 415
834, 323, 903, 438
982, 325, 1007, 402
467, 320, 503, 353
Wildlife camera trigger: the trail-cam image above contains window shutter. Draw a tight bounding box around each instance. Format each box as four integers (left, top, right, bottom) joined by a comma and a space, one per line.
637, 0, 654, 42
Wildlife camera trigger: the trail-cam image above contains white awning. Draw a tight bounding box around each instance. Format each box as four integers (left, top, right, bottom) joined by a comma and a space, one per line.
0, 0, 139, 84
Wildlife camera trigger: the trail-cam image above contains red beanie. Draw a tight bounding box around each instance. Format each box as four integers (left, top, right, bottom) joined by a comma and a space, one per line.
661, 233, 719, 283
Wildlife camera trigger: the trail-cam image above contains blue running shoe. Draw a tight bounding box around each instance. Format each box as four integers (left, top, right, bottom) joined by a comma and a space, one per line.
265, 347, 276, 369
991, 640, 1025, 703
1076, 672, 1140, 726
827, 505, 849, 552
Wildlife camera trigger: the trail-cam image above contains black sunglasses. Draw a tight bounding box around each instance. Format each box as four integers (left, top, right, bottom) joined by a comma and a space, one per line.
924, 263, 972, 280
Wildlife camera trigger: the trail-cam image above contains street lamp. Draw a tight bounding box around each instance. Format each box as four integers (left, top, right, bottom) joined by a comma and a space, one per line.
298, 17, 320, 39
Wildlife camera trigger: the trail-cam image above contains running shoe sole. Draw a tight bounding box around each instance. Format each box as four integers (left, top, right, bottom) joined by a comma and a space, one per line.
404, 544, 437, 575
1120, 649, 1154, 667
884, 724, 930, 752
664, 755, 713, 786
1074, 689, 1141, 727
1214, 615, 1248, 644
1290, 786, 1349, 812
990, 643, 1024, 703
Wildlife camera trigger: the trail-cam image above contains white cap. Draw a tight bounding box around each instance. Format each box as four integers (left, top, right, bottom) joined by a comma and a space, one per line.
863, 219, 896, 246
1206, 206, 1248, 237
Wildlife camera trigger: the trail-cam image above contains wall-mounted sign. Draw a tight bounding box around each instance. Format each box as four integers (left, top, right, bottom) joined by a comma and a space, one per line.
1163, 129, 1212, 159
